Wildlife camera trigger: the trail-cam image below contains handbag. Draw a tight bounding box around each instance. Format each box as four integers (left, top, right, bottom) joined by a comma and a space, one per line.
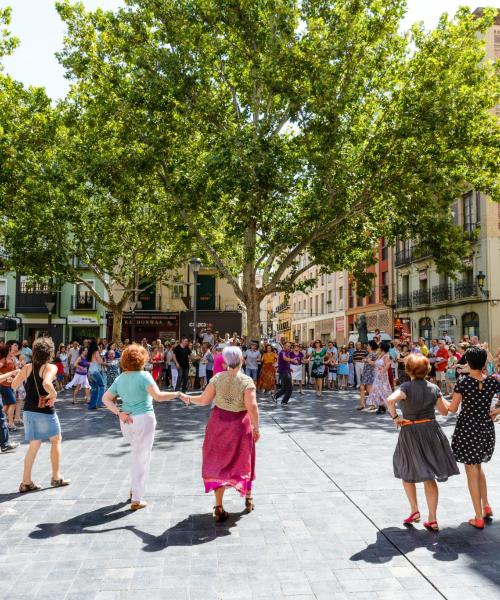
33, 365, 50, 409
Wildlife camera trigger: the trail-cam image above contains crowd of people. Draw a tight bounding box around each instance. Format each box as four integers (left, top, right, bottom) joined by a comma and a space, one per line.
1, 327, 500, 530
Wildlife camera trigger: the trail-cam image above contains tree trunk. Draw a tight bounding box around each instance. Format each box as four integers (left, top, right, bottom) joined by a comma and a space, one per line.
245, 291, 262, 342
111, 307, 124, 345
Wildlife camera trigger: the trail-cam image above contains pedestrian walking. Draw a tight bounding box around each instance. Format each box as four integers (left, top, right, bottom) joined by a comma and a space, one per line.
386, 354, 459, 532
274, 341, 296, 405
11, 337, 70, 492
186, 346, 260, 521
101, 344, 188, 510
442, 347, 500, 529
257, 344, 276, 394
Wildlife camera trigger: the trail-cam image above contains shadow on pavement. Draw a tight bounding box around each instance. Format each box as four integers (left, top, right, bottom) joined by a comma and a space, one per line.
29, 501, 131, 538
127, 510, 245, 552
351, 524, 500, 588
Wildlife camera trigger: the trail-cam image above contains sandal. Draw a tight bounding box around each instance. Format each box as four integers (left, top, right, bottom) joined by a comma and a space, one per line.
51, 478, 71, 488
483, 506, 493, 519
403, 511, 420, 525
19, 481, 42, 493
213, 505, 229, 523
245, 495, 255, 513
468, 517, 485, 529
424, 521, 439, 532
130, 501, 147, 511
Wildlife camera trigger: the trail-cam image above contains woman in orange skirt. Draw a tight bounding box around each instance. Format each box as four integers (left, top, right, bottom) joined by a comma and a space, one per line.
257, 344, 277, 394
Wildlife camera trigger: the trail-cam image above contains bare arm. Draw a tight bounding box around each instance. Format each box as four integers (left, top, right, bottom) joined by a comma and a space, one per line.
440, 392, 462, 416
187, 382, 216, 406
10, 364, 29, 388
386, 388, 407, 427
0, 369, 20, 384
41, 364, 58, 406
244, 387, 260, 441
146, 383, 184, 402
102, 389, 133, 424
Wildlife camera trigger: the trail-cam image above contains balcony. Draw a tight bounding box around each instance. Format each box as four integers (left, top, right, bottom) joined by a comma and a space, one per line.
395, 250, 412, 267
396, 294, 412, 309
72, 256, 90, 270
454, 280, 478, 299
276, 301, 290, 314
412, 289, 431, 306
71, 293, 96, 311
16, 282, 58, 313
0, 295, 8, 310
431, 284, 452, 303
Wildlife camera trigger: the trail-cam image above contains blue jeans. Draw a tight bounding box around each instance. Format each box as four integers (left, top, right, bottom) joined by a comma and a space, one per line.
88, 371, 105, 409
0, 394, 9, 448
246, 367, 258, 381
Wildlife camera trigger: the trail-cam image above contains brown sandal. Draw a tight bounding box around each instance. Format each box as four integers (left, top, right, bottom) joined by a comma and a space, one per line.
213, 505, 229, 523
245, 496, 255, 513
19, 482, 42, 493
51, 478, 71, 488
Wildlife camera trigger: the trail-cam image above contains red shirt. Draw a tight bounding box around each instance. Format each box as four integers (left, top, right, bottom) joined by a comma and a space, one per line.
56, 362, 65, 375
436, 347, 449, 372
0, 357, 16, 388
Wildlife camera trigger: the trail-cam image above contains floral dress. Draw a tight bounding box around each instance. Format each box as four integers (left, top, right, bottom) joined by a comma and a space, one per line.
366, 356, 392, 408
311, 348, 327, 379
361, 351, 377, 386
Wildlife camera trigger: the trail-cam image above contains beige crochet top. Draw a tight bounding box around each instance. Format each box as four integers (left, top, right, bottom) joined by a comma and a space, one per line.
210, 370, 256, 412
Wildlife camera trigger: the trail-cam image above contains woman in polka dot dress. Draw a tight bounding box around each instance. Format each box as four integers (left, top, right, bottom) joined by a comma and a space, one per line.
442, 347, 500, 529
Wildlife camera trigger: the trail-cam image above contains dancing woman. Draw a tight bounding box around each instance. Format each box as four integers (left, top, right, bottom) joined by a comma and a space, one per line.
101, 344, 188, 510
11, 338, 70, 492
66, 347, 91, 404
186, 346, 260, 522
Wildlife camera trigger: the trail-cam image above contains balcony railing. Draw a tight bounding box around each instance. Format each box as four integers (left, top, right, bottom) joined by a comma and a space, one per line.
412, 289, 431, 306
454, 280, 478, 299
0, 295, 7, 310
16, 283, 58, 313
71, 293, 96, 311
396, 294, 411, 309
431, 284, 452, 303
276, 301, 290, 314
395, 250, 412, 267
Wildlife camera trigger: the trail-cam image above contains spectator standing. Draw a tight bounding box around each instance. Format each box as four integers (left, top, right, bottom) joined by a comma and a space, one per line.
435, 340, 449, 392
174, 337, 191, 392
20, 340, 32, 363
243, 342, 261, 383
353, 342, 368, 390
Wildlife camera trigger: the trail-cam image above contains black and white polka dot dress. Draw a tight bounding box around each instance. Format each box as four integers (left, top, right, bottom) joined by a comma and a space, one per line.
451, 376, 500, 465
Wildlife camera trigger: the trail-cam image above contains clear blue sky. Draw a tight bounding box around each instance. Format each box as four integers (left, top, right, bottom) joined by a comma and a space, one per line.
0, 0, 492, 99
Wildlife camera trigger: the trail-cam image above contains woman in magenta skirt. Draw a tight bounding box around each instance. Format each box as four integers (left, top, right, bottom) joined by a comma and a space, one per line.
186, 346, 260, 522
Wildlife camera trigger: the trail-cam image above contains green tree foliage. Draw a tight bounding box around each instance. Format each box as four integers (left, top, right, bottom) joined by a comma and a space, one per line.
0, 7, 187, 343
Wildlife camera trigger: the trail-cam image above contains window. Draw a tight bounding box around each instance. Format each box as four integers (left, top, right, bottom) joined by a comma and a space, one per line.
320, 293, 324, 314
315, 295, 319, 315
0, 280, 6, 310
357, 295, 364, 307
381, 271, 389, 303
338, 286, 343, 310
381, 238, 388, 260
419, 317, 433, 343
402, 275, 410, 297
463, 191, 474, 232
309, 297, 313, 317
462, 312, 479, 338
171, 283, 184, 299
475, 191, 481, 224
348, 283, 355, 308
327, 290, 333, 311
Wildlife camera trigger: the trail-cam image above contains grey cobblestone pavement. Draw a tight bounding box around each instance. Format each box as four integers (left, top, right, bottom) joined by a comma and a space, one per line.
1, 387, 500, 600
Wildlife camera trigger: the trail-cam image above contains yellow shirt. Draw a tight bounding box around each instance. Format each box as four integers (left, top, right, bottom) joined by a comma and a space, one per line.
210, 370, 256, 412
420, 345, 429, 357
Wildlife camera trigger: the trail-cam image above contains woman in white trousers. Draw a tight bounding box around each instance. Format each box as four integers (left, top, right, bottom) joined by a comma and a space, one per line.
102, 344, 188, 510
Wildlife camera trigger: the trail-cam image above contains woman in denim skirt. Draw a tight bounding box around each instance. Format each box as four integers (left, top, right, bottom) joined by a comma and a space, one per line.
11, 338, 70, 493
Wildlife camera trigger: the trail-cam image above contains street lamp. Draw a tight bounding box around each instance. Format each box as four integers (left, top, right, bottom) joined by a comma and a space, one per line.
44, 301, 55, 339
189, 258, 202, 343
476, 271, 489, 298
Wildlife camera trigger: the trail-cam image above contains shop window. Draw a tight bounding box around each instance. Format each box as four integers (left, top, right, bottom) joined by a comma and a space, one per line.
462, 312, 479, 338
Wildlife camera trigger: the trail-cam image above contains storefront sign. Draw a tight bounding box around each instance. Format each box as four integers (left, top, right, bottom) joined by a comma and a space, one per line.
123, 317, 177, 327
419, 269, 428, 281
336, 317, 345, 332
68, 315, 99, 325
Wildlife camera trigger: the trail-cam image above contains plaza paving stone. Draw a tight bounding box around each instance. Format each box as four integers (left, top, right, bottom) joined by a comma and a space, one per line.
1, 386, 500, 599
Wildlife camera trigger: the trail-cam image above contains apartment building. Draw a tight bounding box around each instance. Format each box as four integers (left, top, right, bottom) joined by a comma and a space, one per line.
345, 239, 394, 338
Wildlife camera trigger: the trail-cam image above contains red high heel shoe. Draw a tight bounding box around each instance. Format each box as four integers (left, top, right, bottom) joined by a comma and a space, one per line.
483, 506, 493, 519
424, 521, 439, 532
468, 517, 485, 529
403, 511, 420, 525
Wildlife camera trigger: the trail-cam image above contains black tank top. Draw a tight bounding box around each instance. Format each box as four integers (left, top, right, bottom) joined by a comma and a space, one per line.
24, 364, 55, 415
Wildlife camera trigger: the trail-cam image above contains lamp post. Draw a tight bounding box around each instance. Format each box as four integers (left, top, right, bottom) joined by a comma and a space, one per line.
129, 300, 138, 342
189, 258, 202, 343
44, 301, 55, 339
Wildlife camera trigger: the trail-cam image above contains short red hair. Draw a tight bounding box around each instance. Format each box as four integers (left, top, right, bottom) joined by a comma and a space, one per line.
405, 354, 430, 380
120, 343, 149, 371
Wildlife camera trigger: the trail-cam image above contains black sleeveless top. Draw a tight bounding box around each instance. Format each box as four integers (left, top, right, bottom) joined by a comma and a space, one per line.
24, 364, 55, 415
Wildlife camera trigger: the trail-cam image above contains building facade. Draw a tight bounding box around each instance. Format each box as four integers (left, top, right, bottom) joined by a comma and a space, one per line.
107, 265, 243, 342
345, 239, 394, 339
394, 191, 500, 347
